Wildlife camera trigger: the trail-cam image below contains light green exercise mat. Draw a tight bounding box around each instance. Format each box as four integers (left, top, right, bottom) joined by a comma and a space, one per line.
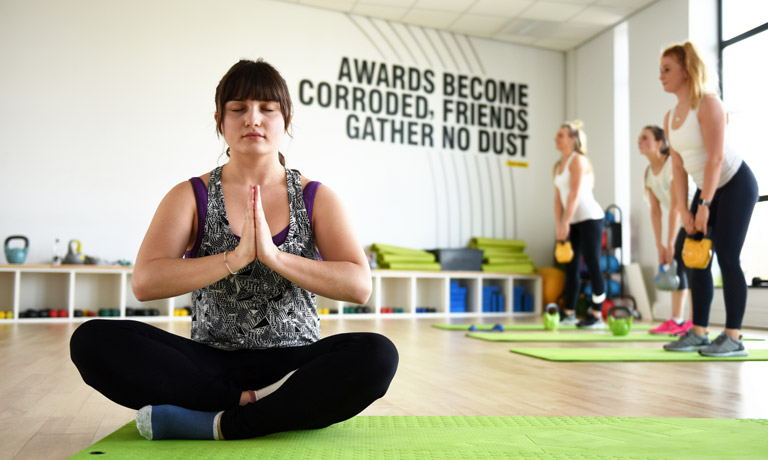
510, 347, 768, 361
69, 416, 768, 460
432, 323, 653, 331
467, 331, 763, 342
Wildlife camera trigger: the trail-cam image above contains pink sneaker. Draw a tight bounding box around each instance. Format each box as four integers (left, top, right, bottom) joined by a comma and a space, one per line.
673, 320, 693, 335
650, 319, 681, 335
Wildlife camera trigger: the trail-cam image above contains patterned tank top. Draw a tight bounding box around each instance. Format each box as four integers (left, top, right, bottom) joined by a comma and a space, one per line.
191, 165, 320, 350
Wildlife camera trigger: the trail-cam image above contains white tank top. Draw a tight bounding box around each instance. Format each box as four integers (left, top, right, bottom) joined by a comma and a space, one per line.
553, 153, 604, 224
667, 102, 742, 190
644, 157, 696, 211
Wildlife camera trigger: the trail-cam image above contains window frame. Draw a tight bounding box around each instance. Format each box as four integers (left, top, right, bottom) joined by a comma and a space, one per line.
718, 0, 767, 202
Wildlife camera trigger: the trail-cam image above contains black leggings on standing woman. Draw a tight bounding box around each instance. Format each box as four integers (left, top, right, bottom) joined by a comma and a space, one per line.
689, 162, 758, 330
70, 320, 399, 440
563, 218, 606, 312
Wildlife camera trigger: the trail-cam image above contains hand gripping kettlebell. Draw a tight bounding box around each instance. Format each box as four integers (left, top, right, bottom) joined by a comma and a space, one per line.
543, 303, 560, 331
554, 241, 574, 264
63, 239, 85, 265
4, 235, 29, 264
607, 305, 632, 336
682, 232, 712, 269
654, 260, 680, 291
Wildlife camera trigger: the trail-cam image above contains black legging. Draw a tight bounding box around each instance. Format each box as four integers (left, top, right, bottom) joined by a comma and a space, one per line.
70, 319, 398, 440
563, 218, 605, 312
672, 227, 691, 290
688, 162, 758, 330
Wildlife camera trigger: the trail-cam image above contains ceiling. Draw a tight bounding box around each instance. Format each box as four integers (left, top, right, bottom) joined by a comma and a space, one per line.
274, 0, 658, 51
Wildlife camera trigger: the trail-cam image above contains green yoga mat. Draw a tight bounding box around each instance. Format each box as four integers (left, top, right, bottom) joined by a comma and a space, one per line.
469, 332, 677, 342
510, 347, 768, 361
466, 331, 763, 342
69, 416, 768, 460
379, 262, 442, 271
432, 323, 653, 331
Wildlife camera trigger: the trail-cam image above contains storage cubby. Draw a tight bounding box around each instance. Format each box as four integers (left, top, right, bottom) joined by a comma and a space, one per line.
449, 277, 479, 314
0, 271, 14, 311
480, 277, 510, 314
379, 276, 412, 314
0, 265, 542, 321
19, 271, 70, 312
74, 272, 123, 313
415, 277, 445, 314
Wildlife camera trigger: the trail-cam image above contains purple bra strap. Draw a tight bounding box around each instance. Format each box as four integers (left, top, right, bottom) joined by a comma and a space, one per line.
184, 177, 207, 258
304, 180, 321, 223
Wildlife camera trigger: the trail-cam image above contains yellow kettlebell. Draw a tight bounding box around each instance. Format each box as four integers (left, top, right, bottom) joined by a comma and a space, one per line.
554, 241, 574, 264
682, 234, 712, 269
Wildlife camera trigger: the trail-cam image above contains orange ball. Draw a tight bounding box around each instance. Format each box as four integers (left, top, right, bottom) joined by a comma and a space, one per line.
537, 266, 566, 306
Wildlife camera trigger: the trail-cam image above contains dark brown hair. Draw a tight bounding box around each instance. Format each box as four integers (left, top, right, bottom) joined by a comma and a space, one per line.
643, 125, 670, 155
215, 59, 293, 164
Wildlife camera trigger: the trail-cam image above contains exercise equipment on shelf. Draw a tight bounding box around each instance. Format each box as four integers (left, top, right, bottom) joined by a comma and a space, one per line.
63, 239, 85, 264
583, 204, 641, 320
4, 235, 29, 264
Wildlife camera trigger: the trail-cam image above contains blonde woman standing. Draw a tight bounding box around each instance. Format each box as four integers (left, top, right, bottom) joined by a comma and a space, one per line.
553, 121, 607, 328
660, 42, 758, 357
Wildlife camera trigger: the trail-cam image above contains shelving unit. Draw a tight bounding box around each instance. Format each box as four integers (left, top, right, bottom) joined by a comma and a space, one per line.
0, 265, 541, 322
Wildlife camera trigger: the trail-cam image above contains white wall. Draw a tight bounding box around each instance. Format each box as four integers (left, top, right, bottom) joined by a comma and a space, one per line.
627, 0, 692, 304
0, 0, 564, 266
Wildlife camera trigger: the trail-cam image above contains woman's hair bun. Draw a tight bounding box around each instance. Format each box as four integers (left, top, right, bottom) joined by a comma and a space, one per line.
570, 119, 583, 129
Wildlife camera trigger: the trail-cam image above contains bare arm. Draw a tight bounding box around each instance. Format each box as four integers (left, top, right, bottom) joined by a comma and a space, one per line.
666, 181, 681, 248
697, 95, 726, 204
647, 188, 665, 263
665, 111, 694, 235
562, 155, 586, 225
694, 95, 726, 234
554, 187, 563, 224
132, 181, 234, 301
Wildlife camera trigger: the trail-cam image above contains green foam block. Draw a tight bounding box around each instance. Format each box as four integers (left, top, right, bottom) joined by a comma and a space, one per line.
469, 332, 763, 342
510, 347, 768, 361
432, 323, 652, 331
69, 416, 768, 460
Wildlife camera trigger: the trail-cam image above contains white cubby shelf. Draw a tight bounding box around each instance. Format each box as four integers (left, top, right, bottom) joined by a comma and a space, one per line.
0, 265, 541, 322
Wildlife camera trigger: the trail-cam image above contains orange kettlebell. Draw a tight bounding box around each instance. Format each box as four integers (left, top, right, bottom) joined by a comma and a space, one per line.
554, 241, 574, 264
682, 233, 712, 269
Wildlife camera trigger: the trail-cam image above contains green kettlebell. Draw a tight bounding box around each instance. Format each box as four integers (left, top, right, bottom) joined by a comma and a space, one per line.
543, 303, 560, 331
4, 235, 29, 264
607, 305, 632, 336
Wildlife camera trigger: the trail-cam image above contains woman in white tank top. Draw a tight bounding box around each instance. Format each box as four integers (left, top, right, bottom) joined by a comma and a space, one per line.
660, 42, 758, 357
638, 125, 693, 335
553, 120, 606, 329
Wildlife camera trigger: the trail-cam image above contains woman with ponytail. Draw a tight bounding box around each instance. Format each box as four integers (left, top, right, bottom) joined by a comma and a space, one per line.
553, 120, 607, 328
660, 41, 758, 356
638, 125, 694, 335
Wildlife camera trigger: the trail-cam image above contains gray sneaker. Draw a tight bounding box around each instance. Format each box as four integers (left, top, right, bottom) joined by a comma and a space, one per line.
663, 329, 711, 352
699, 331, 748, 357
560, 314, 578, 326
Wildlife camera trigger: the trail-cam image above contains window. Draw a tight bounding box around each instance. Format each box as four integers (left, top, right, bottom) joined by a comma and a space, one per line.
719, 1, 768, 281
